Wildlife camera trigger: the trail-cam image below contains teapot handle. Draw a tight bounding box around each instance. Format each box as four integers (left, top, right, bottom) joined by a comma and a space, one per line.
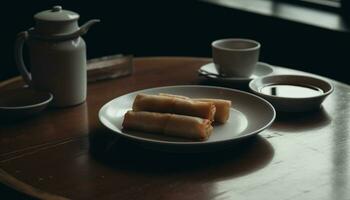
14, 31, 32, 85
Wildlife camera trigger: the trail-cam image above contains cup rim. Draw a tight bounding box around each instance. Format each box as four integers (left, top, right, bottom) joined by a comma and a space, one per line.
212, 38, 261, 52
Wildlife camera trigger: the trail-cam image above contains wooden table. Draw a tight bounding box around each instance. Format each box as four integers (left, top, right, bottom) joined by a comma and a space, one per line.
0, 57, 349, 200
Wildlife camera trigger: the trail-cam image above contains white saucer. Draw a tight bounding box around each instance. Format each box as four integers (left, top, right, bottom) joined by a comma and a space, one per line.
198, 62, 274, 84
0, 87, 53, 120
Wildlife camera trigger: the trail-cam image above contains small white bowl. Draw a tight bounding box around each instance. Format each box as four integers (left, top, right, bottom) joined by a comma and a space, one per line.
249, 75, 333, 112
0, 87, 53, 121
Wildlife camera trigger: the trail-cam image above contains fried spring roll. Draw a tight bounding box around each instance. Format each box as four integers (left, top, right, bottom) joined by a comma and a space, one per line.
194, 98, 231, 123
122, 111, 213, 140
159, 93, 231, 123
159, 93, 189, 99
132, 94, 216, 121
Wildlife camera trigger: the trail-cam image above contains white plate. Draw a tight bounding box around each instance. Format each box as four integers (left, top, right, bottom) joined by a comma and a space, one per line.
0, 87, 52, 121
199, 62, 274, 84
99, 85, 275, 152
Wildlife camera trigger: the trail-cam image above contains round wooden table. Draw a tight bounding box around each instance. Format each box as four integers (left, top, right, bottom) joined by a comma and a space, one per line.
0, 57, 349, 200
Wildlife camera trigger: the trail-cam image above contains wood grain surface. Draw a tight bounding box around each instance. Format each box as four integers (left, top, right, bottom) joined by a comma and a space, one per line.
0, 57, 349, 200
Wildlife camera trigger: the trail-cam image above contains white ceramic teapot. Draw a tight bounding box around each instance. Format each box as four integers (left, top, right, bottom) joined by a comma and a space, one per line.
15, 6, 100, 107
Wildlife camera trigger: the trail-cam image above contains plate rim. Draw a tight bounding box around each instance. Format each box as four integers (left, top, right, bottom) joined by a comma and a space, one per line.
0, 88, 53, 110
99, 85, 276, 146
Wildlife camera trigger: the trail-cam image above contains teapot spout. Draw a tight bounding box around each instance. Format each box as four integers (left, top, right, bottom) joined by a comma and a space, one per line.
78, 19, 101, 36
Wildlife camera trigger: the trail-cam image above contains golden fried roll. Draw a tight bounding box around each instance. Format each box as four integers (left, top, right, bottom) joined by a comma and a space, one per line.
159, 93, 231, 123
158, 93, 189, 99
122, 111, 213, 140
132, 94, 216, 121
193, 98, 231, 123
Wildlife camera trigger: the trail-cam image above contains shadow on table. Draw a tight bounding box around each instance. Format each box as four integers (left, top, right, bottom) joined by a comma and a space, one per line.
89, 127, 275, 180
271, 107, 332, 133
199, 78, 250, 91
0, 182, 37, 200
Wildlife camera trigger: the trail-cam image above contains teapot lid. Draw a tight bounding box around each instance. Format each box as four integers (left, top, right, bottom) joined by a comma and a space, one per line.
34, 6, 79, 22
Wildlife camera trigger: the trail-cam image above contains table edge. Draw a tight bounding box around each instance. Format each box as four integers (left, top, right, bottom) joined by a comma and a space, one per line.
0, 56, 348, 89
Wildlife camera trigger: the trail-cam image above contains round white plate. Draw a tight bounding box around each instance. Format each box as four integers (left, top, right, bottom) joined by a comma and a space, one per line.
0, 87, 53, 121
99, 85, 275, 152
199, 62, 274, 84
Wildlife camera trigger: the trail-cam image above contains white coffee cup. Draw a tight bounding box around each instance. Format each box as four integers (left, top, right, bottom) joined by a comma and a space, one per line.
212, 38, 260, 77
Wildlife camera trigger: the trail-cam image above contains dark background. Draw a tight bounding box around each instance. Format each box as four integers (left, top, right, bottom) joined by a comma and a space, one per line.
1, 0, 349, 83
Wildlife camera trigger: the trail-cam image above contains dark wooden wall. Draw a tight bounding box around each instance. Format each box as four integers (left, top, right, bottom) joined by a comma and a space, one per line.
1, 0, 349, 84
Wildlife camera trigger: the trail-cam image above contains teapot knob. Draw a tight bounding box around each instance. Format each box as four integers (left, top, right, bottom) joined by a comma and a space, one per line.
51, 5, 62, 12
